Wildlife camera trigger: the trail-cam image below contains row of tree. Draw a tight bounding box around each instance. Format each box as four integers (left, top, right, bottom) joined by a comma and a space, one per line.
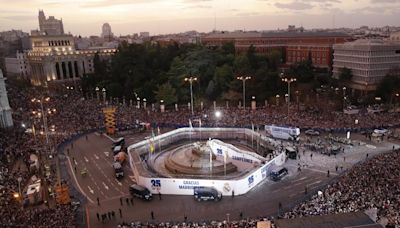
81, 42, 290, 105
81, 41, 399, 106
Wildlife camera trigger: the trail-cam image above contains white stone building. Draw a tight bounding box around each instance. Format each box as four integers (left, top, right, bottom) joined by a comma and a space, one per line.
0, 69, 13, 128
27, 34, 116, 86
4, 51, 31, 77
333, 39, 400, 91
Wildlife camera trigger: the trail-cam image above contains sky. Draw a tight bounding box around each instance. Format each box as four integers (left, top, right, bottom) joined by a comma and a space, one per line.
0, 0, 400, 36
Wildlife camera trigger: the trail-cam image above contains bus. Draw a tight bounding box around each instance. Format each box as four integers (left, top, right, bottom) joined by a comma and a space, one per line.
265, 125, 300, 141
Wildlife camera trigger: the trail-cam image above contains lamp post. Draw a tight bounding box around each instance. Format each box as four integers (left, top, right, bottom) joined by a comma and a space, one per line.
137, 97, 140, 109
236, 76, 251, 109
31, 97, 50, 147
281, 77, 297, 116
95, 87, 100, 101
342, 87, 347, 110
143, 98, 147, 109
17, 177, 22, 198
102, 88, 106, 104
184, 76, 197, 116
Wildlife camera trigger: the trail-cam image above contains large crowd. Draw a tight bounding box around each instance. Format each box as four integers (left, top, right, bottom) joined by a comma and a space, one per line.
0, 81, 399, 227
285, 149, 400, 226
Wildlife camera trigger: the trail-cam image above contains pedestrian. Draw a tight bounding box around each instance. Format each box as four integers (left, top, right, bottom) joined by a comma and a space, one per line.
232, 190, 235, 198
67, 148, 70, 155
310, 153, 313, 160
120, 197, 123, 206
327, 170, 330, 177
159, 192, 162, 200
393, 145, 395, 151
111, 211, 115, 219
107, 212, 111, 220
366, 153, 369, 159
96, 212, 100, 221
119, 208, 122, 218
151, 211, 154, 220
71, 142, 74, 148
239, 212, 243, 219
304, 186, 308, 194
298, 153, 301, 160
184, 214, 187, 222
85, 135, 88, 141
97, 197, 100, 206
130, 197, 134, 205
74, 166, 77, 173
125, 197, 129, 206
343, 156, 346, 162
335, 165, 338, 172
101, 214, 105, 223
340, 166, 343, 171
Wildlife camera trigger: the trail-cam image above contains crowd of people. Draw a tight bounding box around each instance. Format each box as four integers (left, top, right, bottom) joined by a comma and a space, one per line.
285, 149, 400, 226
0, 81, 399, 227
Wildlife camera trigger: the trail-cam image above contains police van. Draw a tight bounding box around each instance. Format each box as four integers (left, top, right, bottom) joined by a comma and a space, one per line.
194, 187, 222, 202
270, 167, 288, 181
129, 184, 152, 201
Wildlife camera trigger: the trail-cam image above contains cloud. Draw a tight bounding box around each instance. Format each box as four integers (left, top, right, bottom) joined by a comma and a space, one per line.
1, 15, 37, 21
275, 1, 314, 10
370, 0, 398, 3
183, 0, 212, 2
184, 4, 212, 9
80, 0, 161, 8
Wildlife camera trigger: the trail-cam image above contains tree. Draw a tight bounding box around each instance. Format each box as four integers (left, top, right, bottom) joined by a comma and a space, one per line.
376, 68, 400, 102
339, 67, 352, 81
154, 83, 177, 105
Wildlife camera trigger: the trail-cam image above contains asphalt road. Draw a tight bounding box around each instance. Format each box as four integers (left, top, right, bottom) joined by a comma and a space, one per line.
65, 131, 334, 228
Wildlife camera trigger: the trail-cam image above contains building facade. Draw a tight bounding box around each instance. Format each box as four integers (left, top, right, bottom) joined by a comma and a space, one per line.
4, 51, 31, 77
0, 69, 13, 128
333, 39, 400, 91
27, 35, 116, 86
38, 10, 64, 35
202, 31, 352, 68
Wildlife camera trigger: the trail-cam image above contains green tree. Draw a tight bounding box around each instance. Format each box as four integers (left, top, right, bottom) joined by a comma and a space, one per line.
339, 67, 352, 81
154, 82, 177, 105
376, 68, 400, 102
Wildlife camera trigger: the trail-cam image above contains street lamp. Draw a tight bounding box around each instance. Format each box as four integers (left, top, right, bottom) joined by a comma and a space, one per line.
342, 87, 347, 110
137, 97, 140, 109
31, 97, 50, 147
236, 76, 251, 109
281, 77, 297, 116
184, 77, 197, 116
102, 88, 106, 104
95, 87, 100, 101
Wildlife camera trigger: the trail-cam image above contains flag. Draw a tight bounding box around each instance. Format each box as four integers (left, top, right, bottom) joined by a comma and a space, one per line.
189, 119, 193, 128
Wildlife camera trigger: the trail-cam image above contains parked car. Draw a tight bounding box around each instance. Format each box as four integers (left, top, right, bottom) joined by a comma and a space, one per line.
305, 129, 320, 136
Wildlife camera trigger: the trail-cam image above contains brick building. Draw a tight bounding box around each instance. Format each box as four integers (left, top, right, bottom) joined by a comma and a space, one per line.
202, 31, 352, 68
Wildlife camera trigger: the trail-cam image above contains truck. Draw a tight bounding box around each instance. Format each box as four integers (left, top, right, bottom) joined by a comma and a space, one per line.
113, 162, 124, 178
265, 125, 300, 141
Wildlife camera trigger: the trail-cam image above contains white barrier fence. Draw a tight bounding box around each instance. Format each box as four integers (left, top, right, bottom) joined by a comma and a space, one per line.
128, 127, 286, 196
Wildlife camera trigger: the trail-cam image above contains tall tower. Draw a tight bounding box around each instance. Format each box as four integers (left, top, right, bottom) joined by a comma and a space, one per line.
0, 69, 13, 128
38, 10, 46, 32
101, 23, 113, 41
